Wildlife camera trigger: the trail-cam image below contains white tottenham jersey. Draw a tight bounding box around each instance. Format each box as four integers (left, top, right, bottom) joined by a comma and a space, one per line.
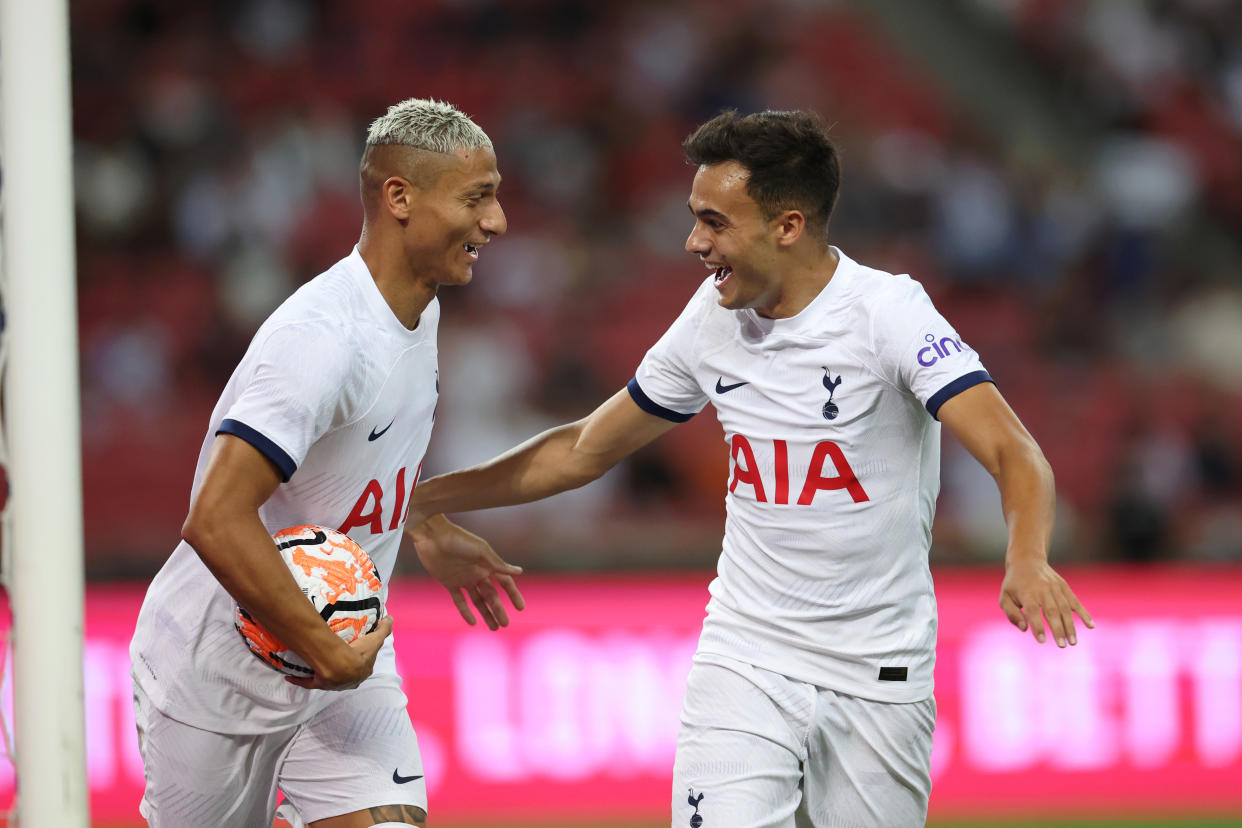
131, 247, 439, 734
631, 249, 991, 703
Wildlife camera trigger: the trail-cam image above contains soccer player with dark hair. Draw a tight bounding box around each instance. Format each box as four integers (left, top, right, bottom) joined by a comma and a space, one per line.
130, 99, 524, 828
407, 109, 1092, 826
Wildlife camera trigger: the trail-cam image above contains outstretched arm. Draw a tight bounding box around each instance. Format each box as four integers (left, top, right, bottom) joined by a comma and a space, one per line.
938, 383, 1094, 647
407, 388, 680, 525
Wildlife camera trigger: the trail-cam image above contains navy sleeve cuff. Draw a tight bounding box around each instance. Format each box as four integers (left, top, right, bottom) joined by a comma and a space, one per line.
926, 370, 994, 420
217, 418, 297, 482
626, 378, 696, 423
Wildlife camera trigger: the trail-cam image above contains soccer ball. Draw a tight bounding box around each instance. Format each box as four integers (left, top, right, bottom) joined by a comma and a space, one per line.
234, 524, 384, 677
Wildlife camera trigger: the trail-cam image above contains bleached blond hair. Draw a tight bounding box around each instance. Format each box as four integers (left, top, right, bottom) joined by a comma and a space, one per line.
365, 98, 492, 154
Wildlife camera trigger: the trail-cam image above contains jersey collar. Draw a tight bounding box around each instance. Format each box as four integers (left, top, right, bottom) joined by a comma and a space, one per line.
345, 245, 435, 341
741, 246, 857, 340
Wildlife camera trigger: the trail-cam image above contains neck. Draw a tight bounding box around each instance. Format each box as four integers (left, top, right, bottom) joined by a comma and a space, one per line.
358, 230, 437, 330
759, 245, 840, 319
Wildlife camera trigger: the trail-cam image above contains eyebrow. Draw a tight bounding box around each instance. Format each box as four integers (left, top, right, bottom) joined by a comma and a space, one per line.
688, 203, 728, 222
464, 178, 500, 195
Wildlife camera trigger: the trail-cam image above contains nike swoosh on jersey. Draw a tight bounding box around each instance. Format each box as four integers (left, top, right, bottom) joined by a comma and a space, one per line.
715, 378, 749, 394
368, 420, 394, 441
392, 769, 423, 784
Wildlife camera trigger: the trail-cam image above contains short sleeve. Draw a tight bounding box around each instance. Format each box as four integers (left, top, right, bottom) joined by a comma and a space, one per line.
871, 277, 993, 419
629, 279, 713, 422
218, 322, 353, 480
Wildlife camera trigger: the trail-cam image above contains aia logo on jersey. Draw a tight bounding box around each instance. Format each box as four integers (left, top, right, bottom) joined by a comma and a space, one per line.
729, 435, 869, 505
339, 462, 422, 535
917, 333, 967, 367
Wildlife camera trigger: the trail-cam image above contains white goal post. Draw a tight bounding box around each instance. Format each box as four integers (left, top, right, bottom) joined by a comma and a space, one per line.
0, 0, 89, 824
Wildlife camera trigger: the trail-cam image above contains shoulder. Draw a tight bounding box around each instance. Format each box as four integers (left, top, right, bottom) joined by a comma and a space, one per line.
252, 318, 354, 387
248, 279, 360, 387
850, 262, 933, 317
842, 262, 939, 345
832, 255, 942, 365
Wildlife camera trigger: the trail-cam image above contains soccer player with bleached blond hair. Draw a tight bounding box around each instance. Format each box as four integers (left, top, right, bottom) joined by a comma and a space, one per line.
130, 98, 524, 828
406, 108, 1094, 827
365, 97, 493, 153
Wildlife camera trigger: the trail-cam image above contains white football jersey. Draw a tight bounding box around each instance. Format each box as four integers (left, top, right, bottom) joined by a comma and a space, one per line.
131, 247, 439, 733
631, 248, 990, 703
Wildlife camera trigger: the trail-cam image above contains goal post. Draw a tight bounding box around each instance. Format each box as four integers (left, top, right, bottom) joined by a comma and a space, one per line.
0, 0, 89, 823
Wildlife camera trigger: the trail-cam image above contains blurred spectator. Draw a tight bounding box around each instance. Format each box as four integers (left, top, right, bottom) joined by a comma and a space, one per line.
68, 0, 1242, 573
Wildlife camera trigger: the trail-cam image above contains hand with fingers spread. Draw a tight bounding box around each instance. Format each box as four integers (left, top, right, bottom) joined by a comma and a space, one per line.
408, 514, 525, 630
999, 558, 1094, 647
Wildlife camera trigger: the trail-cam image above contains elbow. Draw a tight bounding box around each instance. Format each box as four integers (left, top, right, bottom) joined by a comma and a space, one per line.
568, 444, 624, 489
181, 501, 226, 566
546, 459, 608, 494
181, 514, 211, 560
1035, 448, 1055, 489
997, 435, 1053, 485
576, 455, 614, 486
1020, 433, 1054, 481
558, 421, 619, 489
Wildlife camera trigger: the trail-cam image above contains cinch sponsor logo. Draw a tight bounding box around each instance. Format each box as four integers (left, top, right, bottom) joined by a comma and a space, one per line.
917, 334, 968, 367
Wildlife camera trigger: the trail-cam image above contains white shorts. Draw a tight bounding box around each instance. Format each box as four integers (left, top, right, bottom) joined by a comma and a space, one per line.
671, 654, 934, 828
133, 677, 426, 827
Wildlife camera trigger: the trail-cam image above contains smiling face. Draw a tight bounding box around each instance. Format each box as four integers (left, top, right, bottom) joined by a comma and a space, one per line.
684, 161, 788, 315
393, 145, 507, 287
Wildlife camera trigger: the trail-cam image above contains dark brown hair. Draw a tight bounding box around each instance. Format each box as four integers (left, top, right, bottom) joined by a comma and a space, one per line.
683, 109, 840, 239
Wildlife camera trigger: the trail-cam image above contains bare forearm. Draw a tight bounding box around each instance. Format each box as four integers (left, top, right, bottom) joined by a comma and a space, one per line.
410, 389, 677, 527
184, 514, 358, 678
991, 439, 1056, 567
991, 439, 1093, 647
940, 385, 1089, 644
411, 420, 607, 522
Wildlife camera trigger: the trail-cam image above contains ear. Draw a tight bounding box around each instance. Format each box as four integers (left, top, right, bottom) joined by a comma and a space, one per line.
773, 210, 805, 248
382, 176, 414, 221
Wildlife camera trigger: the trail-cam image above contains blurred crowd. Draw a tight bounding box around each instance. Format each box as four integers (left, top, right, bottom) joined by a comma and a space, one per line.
67, 0, 1242, 575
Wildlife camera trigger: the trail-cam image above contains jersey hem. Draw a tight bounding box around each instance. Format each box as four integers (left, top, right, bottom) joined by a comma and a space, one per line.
129, 657, 404, 736
692, 650, 934, 707
694, 643, 934, 704
695, 609, 935, 704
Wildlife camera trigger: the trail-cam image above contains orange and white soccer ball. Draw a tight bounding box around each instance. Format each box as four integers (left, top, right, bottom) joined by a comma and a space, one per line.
234, 524, 385, 677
